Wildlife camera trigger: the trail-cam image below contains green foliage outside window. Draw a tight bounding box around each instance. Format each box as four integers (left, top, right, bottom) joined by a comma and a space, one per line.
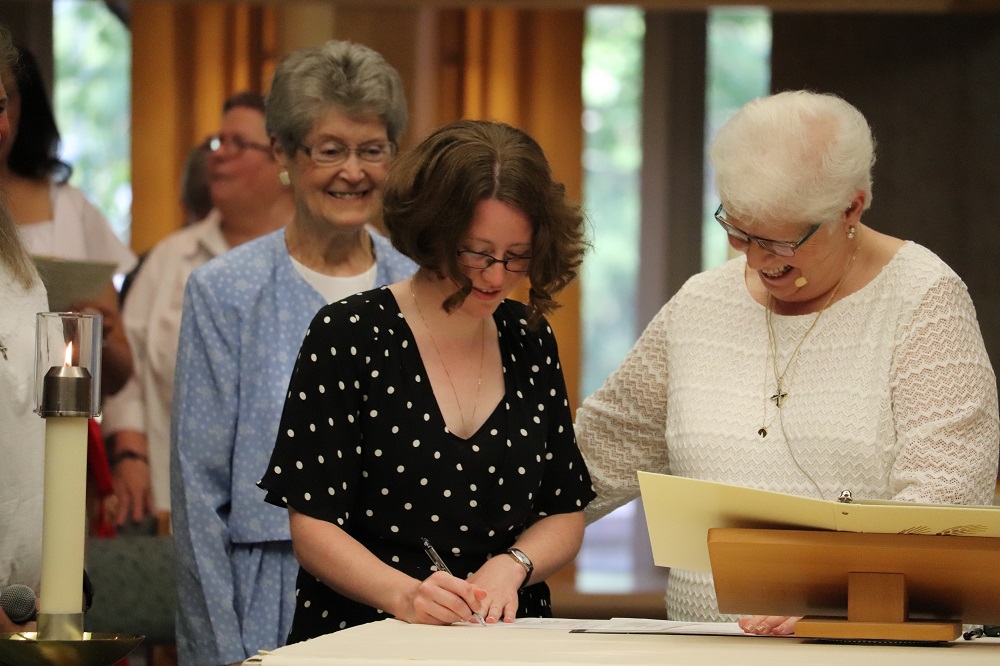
581, 6, 645, 399
53, 0, 132, 243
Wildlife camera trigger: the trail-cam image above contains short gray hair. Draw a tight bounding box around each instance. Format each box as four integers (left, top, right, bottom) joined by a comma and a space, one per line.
709, 90, 875, 227
266, 40, 407, 153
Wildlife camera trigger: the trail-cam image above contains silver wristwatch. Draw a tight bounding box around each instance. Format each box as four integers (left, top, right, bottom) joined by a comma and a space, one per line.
506, 548, 533, 589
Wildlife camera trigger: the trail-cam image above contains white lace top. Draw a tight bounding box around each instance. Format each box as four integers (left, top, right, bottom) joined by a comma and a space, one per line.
575, 242, 999, 621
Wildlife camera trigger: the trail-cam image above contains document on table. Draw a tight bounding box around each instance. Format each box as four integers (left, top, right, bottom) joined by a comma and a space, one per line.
32, 255, 117, 311
569, 617, 751, 636
638, 471, 1000, 572
444, 617, 750, 636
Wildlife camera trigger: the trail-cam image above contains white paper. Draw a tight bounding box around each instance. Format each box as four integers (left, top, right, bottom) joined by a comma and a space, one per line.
638, 471, 1000, 572
32, 255, 117, 311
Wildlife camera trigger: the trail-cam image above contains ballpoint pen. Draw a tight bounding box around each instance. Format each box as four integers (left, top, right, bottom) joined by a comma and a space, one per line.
421, 536, 486, 625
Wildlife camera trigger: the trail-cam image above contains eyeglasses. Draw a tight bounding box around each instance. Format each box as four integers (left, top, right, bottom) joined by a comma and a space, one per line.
203, 134, 271, 156
457, 250, 532, 273
714, 204, 821, 258
298, 140, 396, 167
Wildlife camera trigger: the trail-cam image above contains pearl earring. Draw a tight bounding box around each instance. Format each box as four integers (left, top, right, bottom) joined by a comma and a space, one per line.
279, 171, 291, 186
847, 225, 856, 240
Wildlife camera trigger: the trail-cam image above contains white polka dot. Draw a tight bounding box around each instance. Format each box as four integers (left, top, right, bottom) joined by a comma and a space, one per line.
296, 461, 303, 469
397, 465, 405, 473
328, 487, 335, 495
322, 611, 329, 618
420, 478, 428, 486
503, 504, 511, 511
273, 466, 282, 474
310, 353, 317, 362
304, 493, 311, 501
304, 600, 311, 608
374, 449, 383, 457
404, 502, 412, 510
518, 467, 526, 475
443, 489, 452, 497
387, 386, 395, 394
390, 525, 399, 533
412, 439, 420, 447
370, 410, 378, 418
318, 455, 325, 463
431, 515, 439, 522
298, 392, 307, 400
286, 429, 295, 438
319, 385, 326, 393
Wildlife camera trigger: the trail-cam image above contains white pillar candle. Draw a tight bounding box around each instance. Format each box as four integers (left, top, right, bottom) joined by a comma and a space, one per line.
38, 416, 88, 617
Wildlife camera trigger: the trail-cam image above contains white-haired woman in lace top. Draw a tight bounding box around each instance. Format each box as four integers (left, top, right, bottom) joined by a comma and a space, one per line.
574, 90, 999, 635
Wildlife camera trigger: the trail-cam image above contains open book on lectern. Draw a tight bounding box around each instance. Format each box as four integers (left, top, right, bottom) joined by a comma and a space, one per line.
637, 471, 1000, 573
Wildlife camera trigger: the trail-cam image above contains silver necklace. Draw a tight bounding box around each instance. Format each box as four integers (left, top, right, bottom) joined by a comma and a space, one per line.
758, 238, 862, 438
409, 278, 486, 439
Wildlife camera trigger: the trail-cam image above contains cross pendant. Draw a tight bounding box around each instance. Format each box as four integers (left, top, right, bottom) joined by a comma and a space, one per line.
770, 389, 788, 408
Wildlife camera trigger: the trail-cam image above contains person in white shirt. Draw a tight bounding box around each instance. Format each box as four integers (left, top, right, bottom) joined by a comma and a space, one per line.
102, 92, 294, 525
574, 90, 999, 635
0, 23, 47, 633
0, 44, 135, 396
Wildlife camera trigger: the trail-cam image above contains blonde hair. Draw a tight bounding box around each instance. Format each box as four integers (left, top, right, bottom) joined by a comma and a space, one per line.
1, 23, 40, 288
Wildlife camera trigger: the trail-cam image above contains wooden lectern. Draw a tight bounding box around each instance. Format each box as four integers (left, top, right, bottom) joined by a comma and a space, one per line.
708, 527, 1000, 642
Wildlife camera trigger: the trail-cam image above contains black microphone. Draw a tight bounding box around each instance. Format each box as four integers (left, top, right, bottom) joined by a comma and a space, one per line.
0, 584, 37, 624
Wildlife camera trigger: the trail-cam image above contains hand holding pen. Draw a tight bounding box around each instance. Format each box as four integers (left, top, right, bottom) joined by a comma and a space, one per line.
421, 537, 486, 625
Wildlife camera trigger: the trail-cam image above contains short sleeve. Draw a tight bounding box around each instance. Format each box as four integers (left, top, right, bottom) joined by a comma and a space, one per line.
259, 301, 367, 525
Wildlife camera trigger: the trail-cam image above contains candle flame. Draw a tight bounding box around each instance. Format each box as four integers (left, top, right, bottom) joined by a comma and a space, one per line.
64, 342, 73, 367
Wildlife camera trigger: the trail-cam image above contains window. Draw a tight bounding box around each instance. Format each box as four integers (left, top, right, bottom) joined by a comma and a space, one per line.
576, 6, 771, 594
53, 0, 132, 244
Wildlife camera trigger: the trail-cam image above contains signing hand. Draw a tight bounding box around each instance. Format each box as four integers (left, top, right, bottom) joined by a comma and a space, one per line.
398, 570, 486, 626
738, 615, 800, 636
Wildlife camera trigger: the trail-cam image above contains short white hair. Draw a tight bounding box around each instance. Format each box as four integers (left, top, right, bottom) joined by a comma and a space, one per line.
709, 90, 875, 227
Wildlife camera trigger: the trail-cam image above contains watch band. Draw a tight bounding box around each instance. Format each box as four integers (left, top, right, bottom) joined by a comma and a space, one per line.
506, 548, 533, 589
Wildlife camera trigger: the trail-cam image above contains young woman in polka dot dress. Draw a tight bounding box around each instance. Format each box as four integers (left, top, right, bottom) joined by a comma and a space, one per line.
259, 120, 595, 640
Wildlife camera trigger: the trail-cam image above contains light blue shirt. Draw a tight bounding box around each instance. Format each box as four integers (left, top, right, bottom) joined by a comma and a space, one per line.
170, 228, 416, 664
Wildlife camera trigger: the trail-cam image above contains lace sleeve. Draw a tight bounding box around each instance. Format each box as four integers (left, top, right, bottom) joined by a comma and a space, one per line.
575, 305, 672, 523
890, 275, 999, 505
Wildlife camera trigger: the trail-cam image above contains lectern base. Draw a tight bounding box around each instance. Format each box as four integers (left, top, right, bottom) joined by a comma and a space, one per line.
795, 616, 961, 643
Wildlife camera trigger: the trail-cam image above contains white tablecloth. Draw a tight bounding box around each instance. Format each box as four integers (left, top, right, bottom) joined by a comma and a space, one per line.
250, 619, 1000, 665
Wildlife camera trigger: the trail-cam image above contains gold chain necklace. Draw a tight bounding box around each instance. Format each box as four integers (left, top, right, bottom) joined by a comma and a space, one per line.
758, 237, 862, 438
409, 278, 486, 439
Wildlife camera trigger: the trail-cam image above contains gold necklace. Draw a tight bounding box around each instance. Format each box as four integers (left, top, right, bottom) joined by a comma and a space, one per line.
758, 238, 862, 438
409, 278, 486, 439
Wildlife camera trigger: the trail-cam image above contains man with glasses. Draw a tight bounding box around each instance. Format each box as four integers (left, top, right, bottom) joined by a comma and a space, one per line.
102, 91, 295, 528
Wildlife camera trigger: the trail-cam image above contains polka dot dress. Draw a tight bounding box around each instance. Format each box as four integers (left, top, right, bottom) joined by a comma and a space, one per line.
259, 287, 595, 640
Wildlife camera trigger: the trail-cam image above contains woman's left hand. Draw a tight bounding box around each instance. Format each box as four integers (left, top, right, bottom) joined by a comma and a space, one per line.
466, 554, 526, 624
738, 615, 800, 636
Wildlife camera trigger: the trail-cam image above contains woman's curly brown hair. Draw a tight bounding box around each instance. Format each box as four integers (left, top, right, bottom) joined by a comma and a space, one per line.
383, 120, 589, 328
